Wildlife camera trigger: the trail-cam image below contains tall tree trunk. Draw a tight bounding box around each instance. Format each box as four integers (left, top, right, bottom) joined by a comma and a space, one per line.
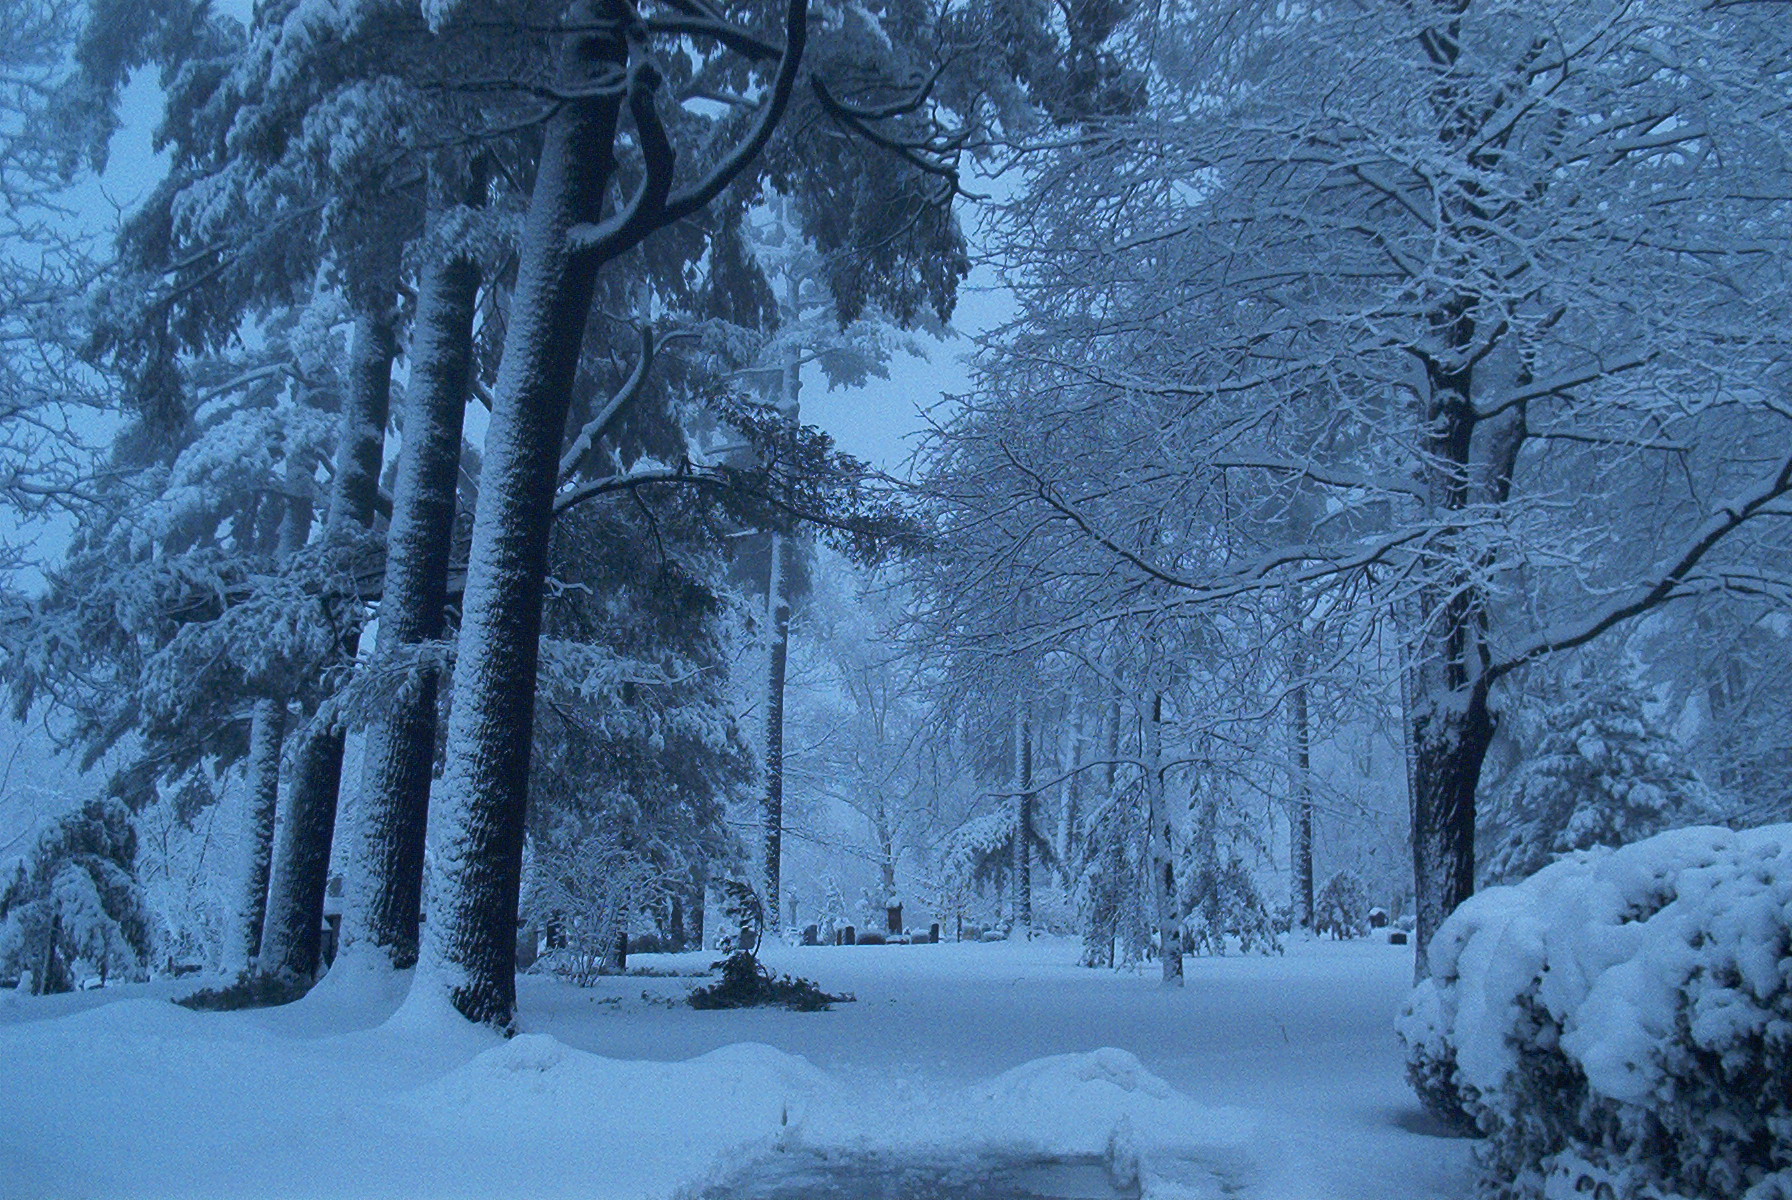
239, 461, 313, 968
1290, 648, 1314, 932
1103, 692, 1122, 967
1408, 338, 1489, 978
761, 286, 801, 932
413, 30, 625, 1030
1146, 692, 1182, 985
879, 844, 898, 901
342, 208, 481, 971
260, 298, 398, 980
1411, 673, 1493, 979
1012, 699, 1033, 935
762, 529, 791, 930
241, 698, 285, 964
1061, 703, 1084, 883
1403, 4, 1522, 980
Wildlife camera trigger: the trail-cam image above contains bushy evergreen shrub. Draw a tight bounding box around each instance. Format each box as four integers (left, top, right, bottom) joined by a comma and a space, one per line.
1398, 825, 1792, 1199
1313, 870, 1370, 939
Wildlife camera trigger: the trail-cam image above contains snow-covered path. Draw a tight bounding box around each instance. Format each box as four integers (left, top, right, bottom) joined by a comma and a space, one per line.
0, 936, 1474, 1200
530, 937, 1475, 1200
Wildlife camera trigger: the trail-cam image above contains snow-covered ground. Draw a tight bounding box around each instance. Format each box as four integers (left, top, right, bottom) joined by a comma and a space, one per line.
0, 936, 1474, 1200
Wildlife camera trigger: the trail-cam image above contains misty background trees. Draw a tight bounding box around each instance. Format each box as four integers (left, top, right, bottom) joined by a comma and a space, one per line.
0, 0, 1789, 1051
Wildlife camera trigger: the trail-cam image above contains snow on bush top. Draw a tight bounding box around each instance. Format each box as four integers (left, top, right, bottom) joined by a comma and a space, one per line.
1399, 822, 1792, 1198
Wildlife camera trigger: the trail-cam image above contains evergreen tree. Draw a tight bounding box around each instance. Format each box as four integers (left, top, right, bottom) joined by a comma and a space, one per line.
1312, 870, 1369, 940
0, 797, 152, 992
1180, 795, 1277, 956
1483, 677, 1719, 884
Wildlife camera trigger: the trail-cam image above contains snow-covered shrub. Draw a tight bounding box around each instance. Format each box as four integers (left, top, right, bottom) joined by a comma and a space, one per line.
1181, 852, 1278, 955
0, 798, 152, 992
175, 971, 309, 1011
1078, 798, 1152, 968
686, 951, 853, 1011
1313, 870, 1370, 939
1179, 799, 1278, 956
1482, 677, 1719, 884
1397, 824, 1792, 1199
522, 820, 664, 986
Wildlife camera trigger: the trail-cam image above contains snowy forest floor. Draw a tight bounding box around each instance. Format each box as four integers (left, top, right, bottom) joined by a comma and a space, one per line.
0, 936, 1475, 1200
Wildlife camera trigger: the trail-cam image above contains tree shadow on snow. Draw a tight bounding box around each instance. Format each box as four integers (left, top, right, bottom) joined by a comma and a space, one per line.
1384, 1105, 1482, 1139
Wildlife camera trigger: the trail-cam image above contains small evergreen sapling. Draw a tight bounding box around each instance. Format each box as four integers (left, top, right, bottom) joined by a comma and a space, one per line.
1179, 797, 1279, 956
1313, 870, 1370, 940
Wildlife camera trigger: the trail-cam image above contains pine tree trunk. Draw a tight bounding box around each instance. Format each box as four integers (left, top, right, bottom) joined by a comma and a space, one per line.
342, 231, 480, 970
877, 812, 897, 904
241, 698, 285, 964
1146, 693, 1182, 985
239, 461, 312, 969
1011, 700, 1033, 934
1291, 666, 1314, 931
260, 300, 397, 980
690, 878, 706, 953
260, 728, 346, 978
1062, 705, 1084, 881
36, 908, 63, 995
762, 529, 790, 930
413, 37, 624, 1029
760, 308, 801, 932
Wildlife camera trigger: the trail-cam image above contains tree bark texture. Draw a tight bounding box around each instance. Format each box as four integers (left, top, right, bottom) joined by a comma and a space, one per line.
260, 301, 397, 980
762, 529, 791, 930
414, 40, 624, 1029
1061, 705, 1084, 882
1012, 700, 1033, 933
1406, 317, 1503, 975
342, 238, 480, 969
1146, 693, 1182, 985
761, 303, 801, 931
1410, 678, 1493, 980
241, 698, 286, 964
1291, 661, 1314, 931
239, 461, 311, 969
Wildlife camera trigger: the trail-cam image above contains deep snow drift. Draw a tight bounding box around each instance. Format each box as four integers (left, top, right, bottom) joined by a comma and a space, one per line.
0, 936, 1472, 1200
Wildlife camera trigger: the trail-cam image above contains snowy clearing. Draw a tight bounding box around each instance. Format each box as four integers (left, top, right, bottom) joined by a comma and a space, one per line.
0, 937, 1472, 1200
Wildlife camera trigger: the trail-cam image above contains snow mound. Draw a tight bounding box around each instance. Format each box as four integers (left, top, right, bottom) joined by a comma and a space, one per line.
1398, 823, 1792, 1199
412, 1037, 1256, 1200
975, 1048, 1253, 1159
406, 1035, 840, 1199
